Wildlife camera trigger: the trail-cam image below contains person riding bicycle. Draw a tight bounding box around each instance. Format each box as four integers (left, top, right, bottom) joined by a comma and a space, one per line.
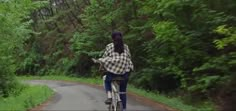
96, 32, 133, 111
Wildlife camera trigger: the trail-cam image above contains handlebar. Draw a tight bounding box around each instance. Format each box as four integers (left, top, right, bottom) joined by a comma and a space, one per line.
92, 58, 99, 63
92, 58, 105, 73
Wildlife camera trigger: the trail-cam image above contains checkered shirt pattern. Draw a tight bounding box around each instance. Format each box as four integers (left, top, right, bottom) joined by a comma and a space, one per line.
98, 43, 134, 75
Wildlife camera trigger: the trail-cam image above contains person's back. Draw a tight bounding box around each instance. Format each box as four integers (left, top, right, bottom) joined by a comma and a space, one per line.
99, 43, 133, 74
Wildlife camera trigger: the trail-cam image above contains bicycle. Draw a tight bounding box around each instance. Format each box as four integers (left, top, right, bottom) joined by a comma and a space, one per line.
92, 58, 124, 111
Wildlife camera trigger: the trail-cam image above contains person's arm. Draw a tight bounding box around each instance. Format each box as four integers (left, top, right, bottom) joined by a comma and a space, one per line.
102, 45, 109, 58
125, 44, 134, 72
125, 45, 131, 58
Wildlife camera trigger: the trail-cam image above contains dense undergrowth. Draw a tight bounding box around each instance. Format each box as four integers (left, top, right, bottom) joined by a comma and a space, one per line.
1, 0, 235, 110
0, 84, 53, 111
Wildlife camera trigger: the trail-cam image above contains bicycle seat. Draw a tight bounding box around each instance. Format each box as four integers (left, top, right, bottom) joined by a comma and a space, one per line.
112, 77, 125, 81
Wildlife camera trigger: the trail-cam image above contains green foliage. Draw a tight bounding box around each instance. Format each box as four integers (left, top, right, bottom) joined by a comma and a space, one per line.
0, 0, 41, 97
214, 25, 236, 49
69, 0, 118, 75
17, 0, 86, 76
0, 63, 19, 97
12, 0, 236, 110
128, 85, 214, 111
68, 1, 236, 108
0, 85, 53, 111
212, 25, 236, 110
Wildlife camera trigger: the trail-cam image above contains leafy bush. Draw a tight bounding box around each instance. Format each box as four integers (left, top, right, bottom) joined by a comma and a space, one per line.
0, 85, 53, 111
13, 0, 236, 109
0, 0, 42, 97
0, 62, 19, 97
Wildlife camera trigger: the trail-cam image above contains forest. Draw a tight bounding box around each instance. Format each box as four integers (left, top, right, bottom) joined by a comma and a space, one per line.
0, 0, 235, 110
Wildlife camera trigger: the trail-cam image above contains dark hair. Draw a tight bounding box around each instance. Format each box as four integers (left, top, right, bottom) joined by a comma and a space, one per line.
112, 32, 124, 54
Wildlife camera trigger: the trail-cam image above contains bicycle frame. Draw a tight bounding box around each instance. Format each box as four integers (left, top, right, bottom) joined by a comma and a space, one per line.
111, 81, 121, 108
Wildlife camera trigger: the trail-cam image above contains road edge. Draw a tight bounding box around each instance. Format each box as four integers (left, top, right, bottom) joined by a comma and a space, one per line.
28, 80, 179, 111
28, 92, 56, 111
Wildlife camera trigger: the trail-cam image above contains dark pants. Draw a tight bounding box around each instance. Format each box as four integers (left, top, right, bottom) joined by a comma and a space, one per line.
104, 72, 129, 109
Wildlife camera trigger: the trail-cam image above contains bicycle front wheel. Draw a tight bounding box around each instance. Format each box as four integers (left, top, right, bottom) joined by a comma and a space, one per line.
108, 104, 113, 111
116, 101, 123, 111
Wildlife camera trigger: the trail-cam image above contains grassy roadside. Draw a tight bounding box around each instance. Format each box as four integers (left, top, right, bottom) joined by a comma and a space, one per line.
19, 75, 215, 111
128, 85, 214, 111
0, 85, 54, 111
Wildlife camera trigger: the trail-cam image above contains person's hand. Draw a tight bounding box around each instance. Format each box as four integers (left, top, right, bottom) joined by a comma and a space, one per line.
92, 58, 98, 63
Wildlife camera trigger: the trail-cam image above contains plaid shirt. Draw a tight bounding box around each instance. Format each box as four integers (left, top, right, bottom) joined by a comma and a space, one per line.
98, 43, 134, 75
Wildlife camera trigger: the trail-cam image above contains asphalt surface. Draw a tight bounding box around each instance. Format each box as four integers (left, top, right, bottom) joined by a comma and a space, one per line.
26, 80, 168, 111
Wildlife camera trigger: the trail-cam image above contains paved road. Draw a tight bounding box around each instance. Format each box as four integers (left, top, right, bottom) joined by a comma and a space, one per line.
27, 80, 169, 111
